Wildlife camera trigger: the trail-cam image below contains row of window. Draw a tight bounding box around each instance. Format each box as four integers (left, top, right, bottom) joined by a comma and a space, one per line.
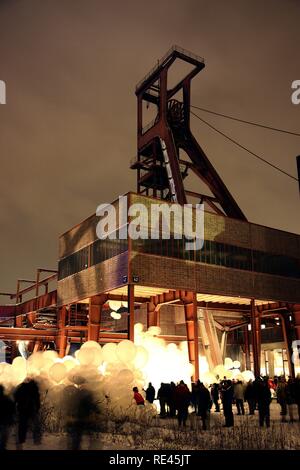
58, 235, 300, 280
132, 237, 300, 279
58, 238, 128, 280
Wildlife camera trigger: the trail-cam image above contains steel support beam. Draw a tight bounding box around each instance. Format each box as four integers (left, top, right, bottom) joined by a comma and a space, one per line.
183, 292, 199, 381
88, 295, 105, 342
244, 324, 251, 370
128, 284, 135, 341
56, 306, 68, 357
147, 297, 159, 328
250, 299, 261, 377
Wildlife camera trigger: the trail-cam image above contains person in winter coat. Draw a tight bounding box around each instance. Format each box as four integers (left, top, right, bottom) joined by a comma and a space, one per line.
174, 381, 191, 427
133, 387, 145, 406
210, 383, 220, 412
256, 378, 271, 427
286, 378, 297, 423
0, 385, 15, 450
157, 383, 168, 417
234, 380, 245, 415
244, 380, 256, 415
276, 376, 288, 422
168, 382, 176, 417
220, 380, 234, 427
145, 383, 155, 404
197, 382, 211, 430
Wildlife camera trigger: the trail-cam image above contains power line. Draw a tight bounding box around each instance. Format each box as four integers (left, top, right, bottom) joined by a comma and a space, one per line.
190, 110, 299, 182
191, 104, 300, 137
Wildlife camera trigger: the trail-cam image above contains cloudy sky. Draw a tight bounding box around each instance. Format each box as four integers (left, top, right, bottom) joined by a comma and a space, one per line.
0, 0, 299, 293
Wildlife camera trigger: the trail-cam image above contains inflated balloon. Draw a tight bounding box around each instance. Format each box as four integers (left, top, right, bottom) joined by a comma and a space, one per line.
213, 364, 227, 378
81, 341, 101, 351
233, 360, 241, 369
148, 326, 161, 336
108, 300, 122, 312
224, 357, 233, 370
116, 340, 136, 362
12, 356, 27, 369
134, 323, 144, 334
134, 346, 149, 369
43, 350, 58, 361
242, 370, 255, 382
102, 343, 118, 363
77, 348, 95, 365
202, 372, 216, 385
91, 348, 103, 367
166, 343, 177, 352
49, 362, 67, 383
117, 369, 134, 384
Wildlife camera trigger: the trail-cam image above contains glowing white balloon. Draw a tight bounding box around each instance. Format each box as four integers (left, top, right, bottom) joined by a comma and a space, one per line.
109, 300, 122, 312
202, 372, 216, 385
77, 348, 95, 365
102, 343, 118, 363
224, 357, 233, 370
148, 326, 161, 336
116, 340, 136, 362
117, 369, 134, 384
43, 350, 58, 361
233, 360, 241, 369
134, 346, 149, 369
213, 364, 227, 378
134, 323, 144, 334
242, 370, 255, 382
49, 362, 67, 383
81, 341, 101, 350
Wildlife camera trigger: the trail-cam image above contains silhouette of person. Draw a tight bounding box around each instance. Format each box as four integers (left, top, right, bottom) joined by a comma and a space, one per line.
14, 378, 41, 448
174, 380, 191, 427
145, 383, 155, 403
157, 383, 168, 417
221, 380, 234, 427
211, 383, 220, 412
0, 385, 15, 450
64, 385, 99, 450
256, 377, 271, 427
196, 382, 211, 430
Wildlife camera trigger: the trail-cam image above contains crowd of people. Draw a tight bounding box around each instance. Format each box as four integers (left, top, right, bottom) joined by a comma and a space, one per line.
137, 375, 300, 430
1, 374, 300, 450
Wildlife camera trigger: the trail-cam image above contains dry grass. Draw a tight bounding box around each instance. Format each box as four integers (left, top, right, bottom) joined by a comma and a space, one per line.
38, 399, 300, 450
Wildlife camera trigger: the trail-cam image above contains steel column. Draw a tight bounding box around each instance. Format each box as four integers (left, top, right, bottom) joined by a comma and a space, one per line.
56, 306, 68, 357
128, 284, 135, 341
147, 297, 158, 328
244, 324, 251, 371
183, 292, 199, 381
250, 299, 261, 377
88, 295, 104, 342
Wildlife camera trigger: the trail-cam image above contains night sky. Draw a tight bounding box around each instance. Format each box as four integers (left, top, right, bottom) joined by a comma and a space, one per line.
0, 0, 299, 293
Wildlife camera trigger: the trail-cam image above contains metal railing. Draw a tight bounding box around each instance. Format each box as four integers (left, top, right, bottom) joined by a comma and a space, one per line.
135, 45, 205, 91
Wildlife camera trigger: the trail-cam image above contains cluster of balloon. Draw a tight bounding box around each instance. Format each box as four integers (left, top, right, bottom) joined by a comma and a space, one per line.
201, 357, 255, 385
0, 323, 255, 419
134, 323, 194, 392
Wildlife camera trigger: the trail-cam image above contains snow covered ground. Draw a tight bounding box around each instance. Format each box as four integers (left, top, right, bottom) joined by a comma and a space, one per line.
4, 402, 300, 450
